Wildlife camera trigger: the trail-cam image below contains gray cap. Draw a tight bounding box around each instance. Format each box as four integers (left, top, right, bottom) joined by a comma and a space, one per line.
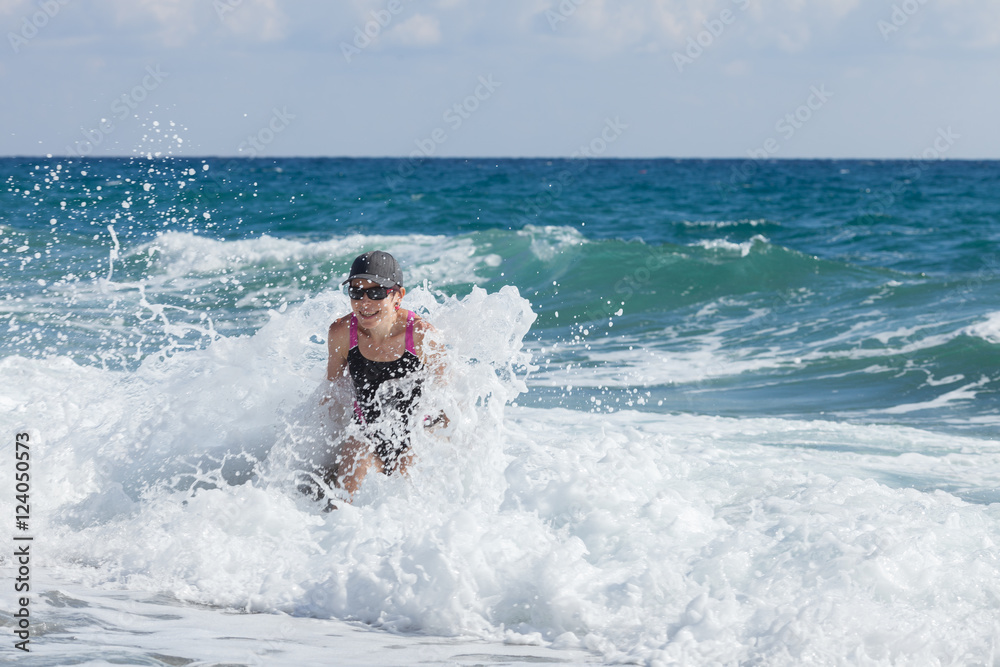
342, 250, 403, 287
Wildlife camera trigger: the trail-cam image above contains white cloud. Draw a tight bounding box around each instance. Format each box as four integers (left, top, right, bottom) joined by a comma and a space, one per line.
514, 0, 994, 57
911, 0, 1000, 50
520, 0, 863, 56
104, 0, 206, 48
723, 59, 750, 76
385, 14, 442, 47
0, 0, 30, 17
217, 0, 289, 43
77, 0, 289, 48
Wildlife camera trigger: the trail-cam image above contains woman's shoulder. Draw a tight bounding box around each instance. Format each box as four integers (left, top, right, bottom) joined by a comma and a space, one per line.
330, 313, 354, 331
407, 311, 437, 339
407, 312, 442, 363
327, 313, 354, 353
408, 311, 435, 331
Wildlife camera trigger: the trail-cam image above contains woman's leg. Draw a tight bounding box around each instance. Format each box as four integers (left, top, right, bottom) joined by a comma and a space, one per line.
393, 448, 415, 476
333, 436, 384, 498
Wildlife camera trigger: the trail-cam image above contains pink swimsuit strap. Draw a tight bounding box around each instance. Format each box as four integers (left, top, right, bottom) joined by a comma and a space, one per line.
349, 313, 358, 348
405, 310, 417, 355
349, 311, 417, 354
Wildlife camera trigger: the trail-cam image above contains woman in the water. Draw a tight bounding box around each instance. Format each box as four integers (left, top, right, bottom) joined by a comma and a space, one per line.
322, 250, 446, 500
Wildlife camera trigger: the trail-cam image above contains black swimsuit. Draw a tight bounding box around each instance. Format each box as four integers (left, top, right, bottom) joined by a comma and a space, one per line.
347, 311, 423, 469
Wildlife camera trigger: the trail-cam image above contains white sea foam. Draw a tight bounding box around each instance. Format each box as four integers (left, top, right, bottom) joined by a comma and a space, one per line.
129, 231, 488, 289
879, 377, 988, 415
689, 234, 769, 257
963, 311, 1000, 344
529, 333, 785, 388
3, 571, 599, 666
680, 218, 773, 229
517, 225, 587, 261
531, 301, 983, 394
1, 230, 507, 363
2, 286, 1000, 665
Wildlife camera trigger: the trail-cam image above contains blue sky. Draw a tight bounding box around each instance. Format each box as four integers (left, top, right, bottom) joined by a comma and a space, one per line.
1, 0, 997, 158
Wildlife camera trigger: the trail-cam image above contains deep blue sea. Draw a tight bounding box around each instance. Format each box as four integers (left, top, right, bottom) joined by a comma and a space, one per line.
3, 157, 1000, 665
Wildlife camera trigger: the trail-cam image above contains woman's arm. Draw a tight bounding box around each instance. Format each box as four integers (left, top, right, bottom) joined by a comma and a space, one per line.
412, 318, 447, 383
327, 316, 352, 380
321, 316, 351, 405
412, 318, 450, 429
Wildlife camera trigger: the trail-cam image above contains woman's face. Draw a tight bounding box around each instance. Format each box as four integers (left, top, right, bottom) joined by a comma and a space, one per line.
349, 278, 403, 328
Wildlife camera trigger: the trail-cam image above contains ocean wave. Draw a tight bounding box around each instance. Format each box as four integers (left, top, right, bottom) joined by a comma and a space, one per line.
679, 217, 778, 229
128, 230, 488, 288
7, 401, 1000, 665
962, 311, 1000, 344
689, 234, 770, 257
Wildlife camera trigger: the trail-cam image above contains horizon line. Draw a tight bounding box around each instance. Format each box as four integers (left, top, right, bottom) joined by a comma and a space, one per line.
0, 155, 993, 162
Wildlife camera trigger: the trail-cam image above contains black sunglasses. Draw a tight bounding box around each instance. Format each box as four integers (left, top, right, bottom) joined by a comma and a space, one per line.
346, 284, 396, 301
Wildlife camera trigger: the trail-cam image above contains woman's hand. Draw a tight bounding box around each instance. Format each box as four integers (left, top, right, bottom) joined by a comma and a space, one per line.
422, 411, 449, 431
